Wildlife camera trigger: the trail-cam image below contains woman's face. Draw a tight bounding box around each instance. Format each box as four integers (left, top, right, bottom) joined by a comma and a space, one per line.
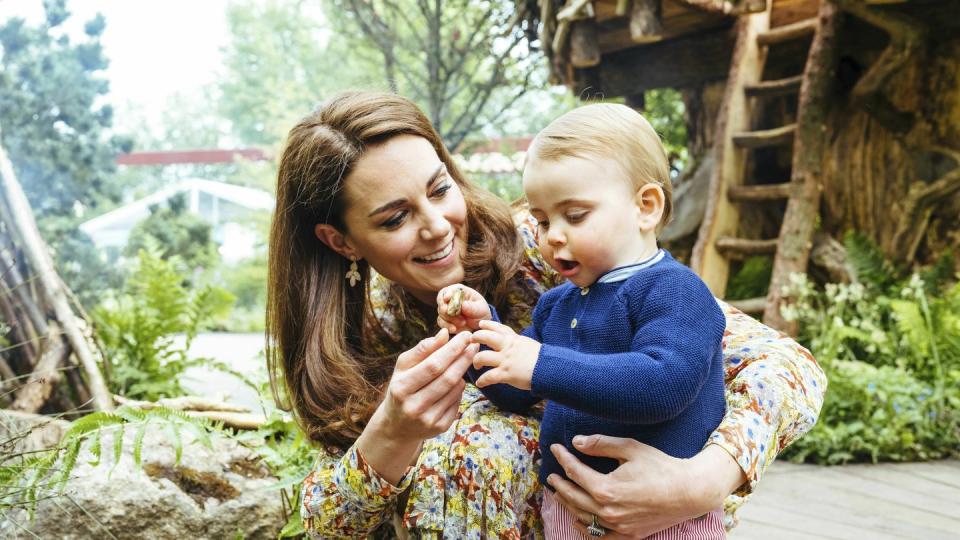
339, 135, 468, 304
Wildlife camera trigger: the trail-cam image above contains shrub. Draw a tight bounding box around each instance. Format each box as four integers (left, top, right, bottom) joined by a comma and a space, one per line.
781, 237, 960, 464
94, 245, 234, 400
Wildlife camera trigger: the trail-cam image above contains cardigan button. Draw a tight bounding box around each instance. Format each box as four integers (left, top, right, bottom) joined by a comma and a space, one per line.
570, 318, 578, 328
580, 287, 589, 295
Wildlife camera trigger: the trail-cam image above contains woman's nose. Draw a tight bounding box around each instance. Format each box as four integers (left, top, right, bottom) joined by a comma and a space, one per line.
419, 205, 451, 240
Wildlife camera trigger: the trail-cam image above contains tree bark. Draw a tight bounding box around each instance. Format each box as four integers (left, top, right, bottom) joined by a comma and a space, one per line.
10, 326, 69, 413
764, 2, 842, 334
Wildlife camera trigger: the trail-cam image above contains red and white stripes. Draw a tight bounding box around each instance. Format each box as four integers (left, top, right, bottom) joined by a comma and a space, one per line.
542, 489, 726, 539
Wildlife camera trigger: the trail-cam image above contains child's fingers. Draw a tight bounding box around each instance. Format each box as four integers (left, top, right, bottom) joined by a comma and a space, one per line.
474, 368, 503, 388
477, 319, 512, 334
472, 329, 507, 351
435, 316, 458, 334
472, 350, 502, 370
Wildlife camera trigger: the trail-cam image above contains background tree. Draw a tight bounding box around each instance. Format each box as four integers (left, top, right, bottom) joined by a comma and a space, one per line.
0, 0, 132, 308
332, 0, 542, 149
124, 194, 220, 278
0, 0, 131, 222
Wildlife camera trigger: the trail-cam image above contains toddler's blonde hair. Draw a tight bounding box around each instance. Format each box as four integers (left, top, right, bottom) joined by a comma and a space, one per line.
527, 103, 673, 227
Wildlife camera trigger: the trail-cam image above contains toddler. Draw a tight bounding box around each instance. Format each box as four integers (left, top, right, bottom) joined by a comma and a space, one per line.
437, 103, 726, 539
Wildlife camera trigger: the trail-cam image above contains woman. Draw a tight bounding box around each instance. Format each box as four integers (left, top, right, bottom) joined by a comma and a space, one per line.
267, 91, 826, 539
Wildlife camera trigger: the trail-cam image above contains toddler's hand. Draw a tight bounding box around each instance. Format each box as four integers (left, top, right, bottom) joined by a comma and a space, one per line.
470, 320, 540, 390
436, 284, 491, 333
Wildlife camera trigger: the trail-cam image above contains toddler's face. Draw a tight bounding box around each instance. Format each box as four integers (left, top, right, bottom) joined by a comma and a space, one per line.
522, 155, 660, 288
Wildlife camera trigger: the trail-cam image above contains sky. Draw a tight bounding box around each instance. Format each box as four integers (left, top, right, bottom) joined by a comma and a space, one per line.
0, 0, 230, 131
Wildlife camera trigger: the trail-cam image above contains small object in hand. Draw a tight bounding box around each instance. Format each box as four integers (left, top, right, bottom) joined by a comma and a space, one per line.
446, 286, 464, 317
587, 514, 606, 537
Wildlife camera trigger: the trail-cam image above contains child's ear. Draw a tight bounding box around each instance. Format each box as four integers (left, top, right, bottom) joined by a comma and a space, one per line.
314, 223, 360, 260
634, 183, 665, 233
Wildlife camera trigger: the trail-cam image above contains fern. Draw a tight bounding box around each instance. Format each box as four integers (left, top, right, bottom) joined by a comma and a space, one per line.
1, 406, 217, 517
94, 246, 235, 401
843, 231, 901, 292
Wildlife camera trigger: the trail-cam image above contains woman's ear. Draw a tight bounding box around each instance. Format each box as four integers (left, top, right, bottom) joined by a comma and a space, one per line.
314, 223, 360, 260
634, 183, 665, 233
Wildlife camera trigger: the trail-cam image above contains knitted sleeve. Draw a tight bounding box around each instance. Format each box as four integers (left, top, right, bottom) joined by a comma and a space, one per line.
465, 289, 568, 413
530, 272, 726, 424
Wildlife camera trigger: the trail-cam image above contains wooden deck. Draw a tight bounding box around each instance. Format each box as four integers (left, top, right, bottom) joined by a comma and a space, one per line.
731, 460, 960, 539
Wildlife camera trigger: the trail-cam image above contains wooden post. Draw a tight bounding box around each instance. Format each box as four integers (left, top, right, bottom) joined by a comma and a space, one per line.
630, 0, 663, 43
764, 3, 842, 334
570, 20, 601, 67
0, 133, 113, 411
10, 324, 70, 413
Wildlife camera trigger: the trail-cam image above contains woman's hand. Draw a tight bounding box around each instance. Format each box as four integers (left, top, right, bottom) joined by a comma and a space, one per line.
547, 436, 745, 538
357, 328, 478, 484
436, 284, 491, 333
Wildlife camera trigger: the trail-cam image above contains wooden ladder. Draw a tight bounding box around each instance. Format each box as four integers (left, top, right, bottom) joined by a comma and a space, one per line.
691, 2, 838, 333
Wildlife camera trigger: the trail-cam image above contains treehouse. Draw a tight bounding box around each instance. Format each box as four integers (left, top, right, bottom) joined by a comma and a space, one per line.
533, 0, 960, 333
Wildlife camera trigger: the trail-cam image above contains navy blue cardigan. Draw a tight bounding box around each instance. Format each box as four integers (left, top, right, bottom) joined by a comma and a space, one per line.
468, 250, 726, 487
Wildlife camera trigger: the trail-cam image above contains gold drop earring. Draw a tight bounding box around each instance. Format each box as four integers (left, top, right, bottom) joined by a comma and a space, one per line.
345, 256, 361, 288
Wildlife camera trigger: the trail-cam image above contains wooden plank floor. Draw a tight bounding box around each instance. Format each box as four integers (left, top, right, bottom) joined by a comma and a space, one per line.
731, 460, 960, 539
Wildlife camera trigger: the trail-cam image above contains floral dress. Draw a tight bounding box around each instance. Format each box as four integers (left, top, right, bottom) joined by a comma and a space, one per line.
301, 213, 827, 539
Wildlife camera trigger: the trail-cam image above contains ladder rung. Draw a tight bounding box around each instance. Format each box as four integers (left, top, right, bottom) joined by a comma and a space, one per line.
728, 182, 792, 202
733, 124, 796, 149
757, 19, 817, 46
716, 237, 778, 257
744, 75, 804, 98
728, 297, 766, 314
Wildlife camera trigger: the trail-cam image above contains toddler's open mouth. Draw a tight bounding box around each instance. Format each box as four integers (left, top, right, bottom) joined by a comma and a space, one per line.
555, 258, 579, 273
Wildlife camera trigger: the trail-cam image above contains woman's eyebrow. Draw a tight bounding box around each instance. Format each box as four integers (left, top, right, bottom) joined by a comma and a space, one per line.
367, 163, 446, 217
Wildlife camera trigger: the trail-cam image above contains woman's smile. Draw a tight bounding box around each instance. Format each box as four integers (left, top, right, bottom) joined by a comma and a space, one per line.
414, 237, 455, 264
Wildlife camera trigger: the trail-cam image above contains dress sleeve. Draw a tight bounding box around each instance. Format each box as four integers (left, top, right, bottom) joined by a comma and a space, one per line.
708, 300, 827, 493
301, 443, 414, 538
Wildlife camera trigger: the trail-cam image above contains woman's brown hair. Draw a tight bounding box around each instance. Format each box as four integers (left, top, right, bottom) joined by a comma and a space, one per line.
267, 91, 522, 450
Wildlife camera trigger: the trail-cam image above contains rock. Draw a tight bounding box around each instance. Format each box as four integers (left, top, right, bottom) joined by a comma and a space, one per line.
0, 409, 71, 453
1, 420, 285, 539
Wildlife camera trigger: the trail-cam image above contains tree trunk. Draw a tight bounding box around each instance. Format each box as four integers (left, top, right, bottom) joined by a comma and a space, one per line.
819, 14, 960, 268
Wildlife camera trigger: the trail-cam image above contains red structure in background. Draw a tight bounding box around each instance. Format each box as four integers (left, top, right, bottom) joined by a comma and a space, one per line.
116, 148, 271, 166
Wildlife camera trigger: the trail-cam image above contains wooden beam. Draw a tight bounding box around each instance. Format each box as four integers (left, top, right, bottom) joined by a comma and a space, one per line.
570, 19, 602, 67
590, 25, 735, 96
732, 124, 796, 148
630, 0, 664, 43
744, 74, 804, 97
729, 296, 766, 314
764, 2, 841, 335
10, 328, 69, 413
116, 148, 270, 166
757, 18, 816, 46
715, 236, 778, 257
728, 182, 792, 201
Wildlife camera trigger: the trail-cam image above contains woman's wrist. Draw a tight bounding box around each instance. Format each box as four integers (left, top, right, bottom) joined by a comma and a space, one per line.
684, 444, 748, 511
355, 404, 424, 485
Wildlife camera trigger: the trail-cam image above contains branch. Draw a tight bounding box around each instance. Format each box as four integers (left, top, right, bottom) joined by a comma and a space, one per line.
113, 395, 266, 430
0, 129, 113, 411
890, 146, 960, 263
10, 325, 69, 413
837, 0, 925, 103
443, 31, 527, 147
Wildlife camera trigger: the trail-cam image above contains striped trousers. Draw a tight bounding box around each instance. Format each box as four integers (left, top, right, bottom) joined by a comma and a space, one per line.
542, 489, 726, 540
